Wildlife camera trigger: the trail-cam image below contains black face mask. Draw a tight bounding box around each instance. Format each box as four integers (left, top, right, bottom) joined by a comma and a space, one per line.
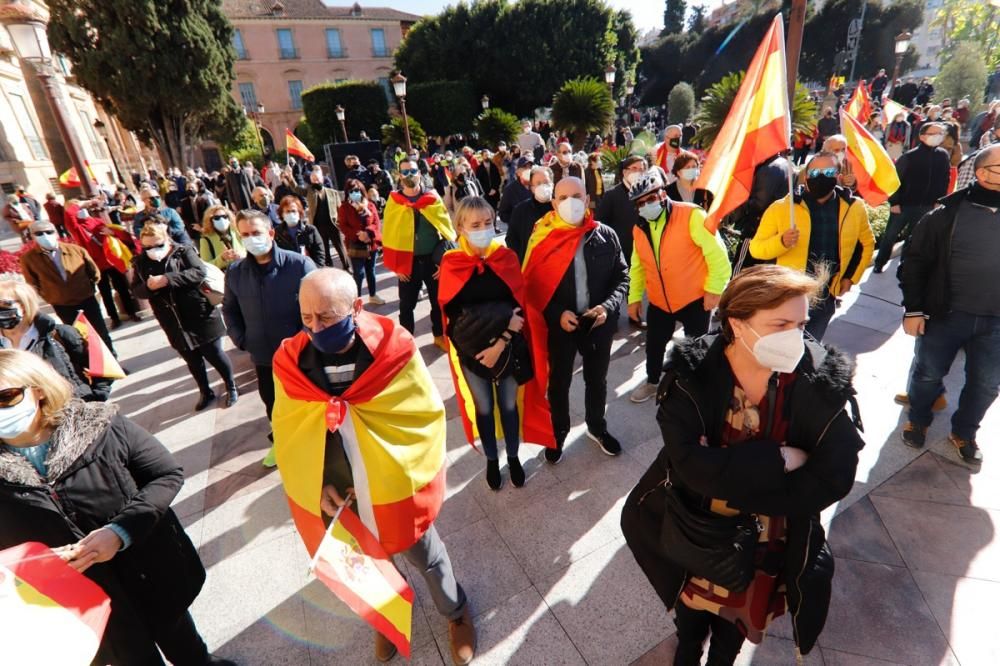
311, 183, 323, 191
806, 175, 838, 200
668, 138, 680, 149
0, 307, 22, 330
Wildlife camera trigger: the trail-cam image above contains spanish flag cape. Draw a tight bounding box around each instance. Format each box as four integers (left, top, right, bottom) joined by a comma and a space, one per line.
381, 191, 456, 276
521, 210, 598, 394
438, 237, 555, 449
272, 311, 447, 556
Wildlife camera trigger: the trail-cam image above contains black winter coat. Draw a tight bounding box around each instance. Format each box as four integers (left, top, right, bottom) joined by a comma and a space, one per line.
27, 313, 112, 401
131, 243, 224, 352
621, 335, 864, 655
274, 222, 329, 267
506, 198, 551, 263
888, 143, 951, 207
594, 183, 640, 264
0, 401, 205, 664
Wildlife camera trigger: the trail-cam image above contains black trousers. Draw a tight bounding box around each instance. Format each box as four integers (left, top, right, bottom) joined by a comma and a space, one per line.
316, 224, 350, 271
645, 301, 710, 385
548, 325, 614, 443
98, 267, 138, 321
806, 293, 837, 342
673, 601, 745, 666
255, 364, 275, 422
177, 337, 236, 396
398, 254, 443, 337
53, 295, 117, 357
155, 610, 211, 666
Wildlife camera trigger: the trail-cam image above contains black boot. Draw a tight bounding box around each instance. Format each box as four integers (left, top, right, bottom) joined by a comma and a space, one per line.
225, 386, 239, 408
195, 391, 216, 411
486, 458, 503, 490
508, 456, 525, 487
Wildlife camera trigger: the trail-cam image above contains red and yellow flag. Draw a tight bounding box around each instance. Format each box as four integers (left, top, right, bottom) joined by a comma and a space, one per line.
695, 14, 791, 231
0, 542, 111, 665
381, 192, 456, 276
57, 161, 97, 188
840, 109, 900, 206
285, 128, 315, 162
272, 311, 446, 557
438, 238, 555, 449
310, 505, 414, 658
845, 80, 873, 125
880, 98, 909, 131
102, 235, 133, 274
72, 312, 126, 379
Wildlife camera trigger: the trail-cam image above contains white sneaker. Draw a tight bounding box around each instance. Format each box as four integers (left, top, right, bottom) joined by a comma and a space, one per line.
368, 295, 386, 306
630, 382, 658, 403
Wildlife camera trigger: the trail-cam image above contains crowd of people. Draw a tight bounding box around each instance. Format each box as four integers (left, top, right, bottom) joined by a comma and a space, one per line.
1, 63, 999, 665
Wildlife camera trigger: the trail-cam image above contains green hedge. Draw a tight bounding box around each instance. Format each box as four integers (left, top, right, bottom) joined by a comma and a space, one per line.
405, 80, 479, 137
301, 81, 389, 148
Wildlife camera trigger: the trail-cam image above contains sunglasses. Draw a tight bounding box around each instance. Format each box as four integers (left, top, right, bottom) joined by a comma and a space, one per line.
807, 167, 838, 179
400, 168, 419, 176
211, 215, 228, 222
143, 243, 167, 252
0, 386, 29, 408
31, 230, 55, 237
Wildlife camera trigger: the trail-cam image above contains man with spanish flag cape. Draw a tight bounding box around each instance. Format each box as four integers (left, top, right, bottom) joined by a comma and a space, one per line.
272, 268, 476, 665
438, 204, 555, 490
381, 156, 456, 352
522, 177, 628, 464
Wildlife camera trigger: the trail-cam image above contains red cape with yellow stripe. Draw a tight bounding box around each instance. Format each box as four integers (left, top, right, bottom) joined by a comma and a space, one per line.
272, 311, 446, 556
438, 238, 555, 449
382, 191, 456, 276
521, 210, 598, 394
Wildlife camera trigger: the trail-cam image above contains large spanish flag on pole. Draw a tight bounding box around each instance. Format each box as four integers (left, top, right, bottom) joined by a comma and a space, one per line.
72, 312, 126, 379
438, 237, 555, 449
840, 109, 900, 206
695, 14, 792, 231
285, 128, 315, 162
381, 191, 456, 276
0, 542, 111, 665
844, 80, 873, 125
272, 311, 446, 557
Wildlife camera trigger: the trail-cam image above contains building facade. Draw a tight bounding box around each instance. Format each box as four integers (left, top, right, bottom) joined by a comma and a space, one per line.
218, 0, 419, 168
908, 0, 946, 77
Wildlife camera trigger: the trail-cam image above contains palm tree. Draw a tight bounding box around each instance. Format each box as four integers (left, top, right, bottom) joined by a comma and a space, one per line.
692, 71, 817, 150
551, 77, 615, 150
381, 116, 427, 151
474, 108, 521, 149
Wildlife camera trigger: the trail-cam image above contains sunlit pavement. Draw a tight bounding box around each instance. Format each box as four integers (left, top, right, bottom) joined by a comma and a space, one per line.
103, 251, 999, 665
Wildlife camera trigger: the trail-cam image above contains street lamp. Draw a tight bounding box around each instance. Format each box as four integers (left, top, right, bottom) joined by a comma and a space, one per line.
243, 103, 266, 159
0, 3, 97, 197
604, 65, 616, 86
334, 104, 348, 143
481, 95, 490, 111
391, 72, 412, 153
889, 30, 912, 100
93, 119, 123, 184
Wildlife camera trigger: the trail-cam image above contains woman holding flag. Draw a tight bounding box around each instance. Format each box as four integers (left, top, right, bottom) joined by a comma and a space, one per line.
439, 197, 554, 489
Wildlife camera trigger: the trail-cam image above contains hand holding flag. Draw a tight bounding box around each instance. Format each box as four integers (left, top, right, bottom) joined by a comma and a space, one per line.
72, 312, 126, 380
839, 109, 900, 206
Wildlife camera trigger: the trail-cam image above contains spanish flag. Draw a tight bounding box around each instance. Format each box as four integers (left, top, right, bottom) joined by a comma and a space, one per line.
102, 235, 133, 274
880, 98, 909, 131
844, 80, 873, 125
381, 191, 456, 276
438, 237, 555, 449
285, 128, 315, 162
310, 504, 414, 658
522, 210, 598, 394
840, 109, 900, 206
0, 542, 111, 665
72, 312, 126, 379
695, 14, 791, 231
272, 310, 446, 557
57, 161, 97, 188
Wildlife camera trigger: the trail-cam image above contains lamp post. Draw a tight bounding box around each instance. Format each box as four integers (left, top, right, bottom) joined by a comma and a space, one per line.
93, 119, 123, 185
604, 64, 616, 88
334, 104, 348, 143
244, 102, 266, 159
481, 95, 490, 111
0, 4, 97, 198
889, 30, 912, 100
391, 72, 412, 153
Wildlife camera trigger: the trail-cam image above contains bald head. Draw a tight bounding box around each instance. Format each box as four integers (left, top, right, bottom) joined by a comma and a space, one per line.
975, 144, 1000, 192
301, 268, 358, 314
552, 176, 588, 220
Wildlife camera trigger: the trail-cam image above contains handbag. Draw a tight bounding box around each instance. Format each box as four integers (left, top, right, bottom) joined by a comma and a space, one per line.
347, 240, 370, 259
657, 472, 762, 592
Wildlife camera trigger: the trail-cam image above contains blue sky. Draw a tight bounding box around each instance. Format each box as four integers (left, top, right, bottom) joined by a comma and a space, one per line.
389, 0, 729, 33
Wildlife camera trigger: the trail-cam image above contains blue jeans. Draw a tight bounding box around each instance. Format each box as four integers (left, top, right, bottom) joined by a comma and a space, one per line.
460, 363, 520, 460
908, 311, 1000, 440
874, 205, 932, 271
351, 254, 377, 297
806, 294, 837, 342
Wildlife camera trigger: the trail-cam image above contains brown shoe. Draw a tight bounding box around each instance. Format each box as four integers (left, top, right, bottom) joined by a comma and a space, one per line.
374, 630, 397, 662
894, 392, 948, 412
448, 607, 476, 665
948, 434, 983, 466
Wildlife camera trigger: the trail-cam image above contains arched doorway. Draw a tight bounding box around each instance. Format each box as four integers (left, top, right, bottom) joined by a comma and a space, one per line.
259, 127, 275, 157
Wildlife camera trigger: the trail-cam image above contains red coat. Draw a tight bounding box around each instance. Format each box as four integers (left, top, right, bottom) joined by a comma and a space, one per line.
336, 199, 382, 250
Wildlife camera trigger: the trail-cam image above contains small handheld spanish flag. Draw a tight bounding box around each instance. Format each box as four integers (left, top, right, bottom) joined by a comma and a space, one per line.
72, 312, 126, 379
285, 128, 315, 162
0, 542, 111, 665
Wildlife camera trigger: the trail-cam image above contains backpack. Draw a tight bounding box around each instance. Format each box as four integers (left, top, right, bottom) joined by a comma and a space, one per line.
199, 261, 226, 306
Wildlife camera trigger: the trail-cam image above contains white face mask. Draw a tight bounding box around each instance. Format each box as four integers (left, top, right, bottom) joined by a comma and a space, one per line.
922, 134, 945, 147
466, 228, 494, 249
740, 325, 804, 374
533, 183, 553, 203
623, 171, 642, 188
678, 167, 700, 181
557, 198, 586, 226
212, 216, 230, 233
146, 245, 170, 262
638, 201, 663, 221
283, 212, 300, 227
0, 390, 38, 440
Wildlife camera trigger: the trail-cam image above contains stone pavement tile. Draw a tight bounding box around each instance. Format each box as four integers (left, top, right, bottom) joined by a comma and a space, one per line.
465, 586, 585, 665
820, 649, 907, 665
817, 557, 953, 665
823, 319, 893, 357
448, 441, 562, 516
197, 479, 295, 569
871, 452, 969, 506
911, 570, 1000, 666
203, 466, 283, 511
827, 496, 904, 567
937, 452, 1000, 511
539, 538, 671, 665
838, 434, 931, 518
627, 435, 662, 470
870, 495, 999, 581
206, 596, 312, 666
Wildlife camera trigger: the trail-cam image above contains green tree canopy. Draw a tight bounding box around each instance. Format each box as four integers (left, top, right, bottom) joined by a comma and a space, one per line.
551, 77, 614, 149
46, 0, 242, 168
667, 82, 695, 123
688, 5, 707, 34
474, 108, 521, 149
394, 0, 639, 117
381, 116, 427, 151
301, 81, 389, 148
406, 81, 479, 137
933, 0, 1000, 69
663, 0, 687, 35
933, 42, 988, 113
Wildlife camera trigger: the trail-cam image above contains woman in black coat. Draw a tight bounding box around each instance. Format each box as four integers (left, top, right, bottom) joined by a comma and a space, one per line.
621, 265, 864, 665
131, 223, 237, 410
0, 279, 113, 401
274, 195, 328, 266
0, 349, 232, 666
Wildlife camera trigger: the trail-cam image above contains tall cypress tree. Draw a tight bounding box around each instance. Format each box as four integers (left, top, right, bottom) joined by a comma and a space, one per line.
663, 0, 687, 35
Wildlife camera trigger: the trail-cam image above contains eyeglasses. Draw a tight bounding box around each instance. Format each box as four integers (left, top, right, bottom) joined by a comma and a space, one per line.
0, 386, 29, 408
143, 243, 166, 252
807, 167, 838, 179
400, 168, 419, 176
31, 230, 55, 237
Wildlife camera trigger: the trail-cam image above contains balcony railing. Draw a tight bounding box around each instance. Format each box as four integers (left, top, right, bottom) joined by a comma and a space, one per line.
279, 47, 299, 59
371, 46, 390, 58
327, 48, 346, 58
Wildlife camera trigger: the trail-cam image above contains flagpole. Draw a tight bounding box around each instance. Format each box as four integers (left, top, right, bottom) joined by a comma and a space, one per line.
308, 491, 354, 574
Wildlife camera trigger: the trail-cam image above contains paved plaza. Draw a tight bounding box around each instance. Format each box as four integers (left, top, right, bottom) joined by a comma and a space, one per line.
102, 249, 999, 666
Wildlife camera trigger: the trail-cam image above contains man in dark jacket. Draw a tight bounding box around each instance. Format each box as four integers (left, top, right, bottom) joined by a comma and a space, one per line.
476, 151, 503, 211
505, 165, 553, 263
731, 153, 792, 273
224, 158, 263, 211
816, 107, 840, 148
595, 155, 647, 272
344, 155, 372, 188
497, 157, 534, 226
223, 209, 316, 464
897, 146, 1000, 466
523, 177, 629, 463
367, 159, 393, 200
873, 123, 951, 273
303, 170, 350, 271
870, 68, 888, 101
